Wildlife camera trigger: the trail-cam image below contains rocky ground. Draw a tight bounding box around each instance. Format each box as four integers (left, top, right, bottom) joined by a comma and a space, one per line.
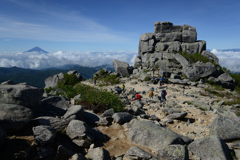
81, 78, 239, 159
1, 78, 240, 160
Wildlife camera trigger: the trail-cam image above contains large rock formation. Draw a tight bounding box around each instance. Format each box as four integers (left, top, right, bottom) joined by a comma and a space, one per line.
133, 21, 229, 83
137, 21, 207, 67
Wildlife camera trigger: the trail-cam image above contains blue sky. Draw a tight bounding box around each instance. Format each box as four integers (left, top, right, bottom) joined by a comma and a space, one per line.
1, 0, 240, 52
0, 0, 240, 71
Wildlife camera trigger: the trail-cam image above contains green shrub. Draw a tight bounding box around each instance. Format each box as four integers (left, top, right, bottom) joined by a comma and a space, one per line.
44, 87, 53, 93
186, 101, 193, 105
204, 88, 224, 97
104, 75, 120, 85
74, 83, 125, 112
98, 68, 106, 77
144, 76, 151, 81
63, 73, 78, 86
179, 50, 218, 66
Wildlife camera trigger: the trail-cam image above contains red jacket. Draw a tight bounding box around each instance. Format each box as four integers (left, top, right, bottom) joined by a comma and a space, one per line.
136, 94, 141, 100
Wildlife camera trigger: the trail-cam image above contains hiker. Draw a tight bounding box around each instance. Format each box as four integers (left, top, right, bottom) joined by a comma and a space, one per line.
149, 87, 154, 100
151, 76, 155, 84
159, 76, 162, 86
161, 89, 167, 102
165, 72, 168, 78
132, 93, 142, 101
162, 77, 165, 85
93, 77, 97, 86
136, 93, 141, 100
122, 84, 125, 93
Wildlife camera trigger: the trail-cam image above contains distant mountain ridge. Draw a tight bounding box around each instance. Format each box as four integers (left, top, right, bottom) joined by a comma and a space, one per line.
218, 48, 240, 52
0, 64, 114, 88
24, 47, 48, 53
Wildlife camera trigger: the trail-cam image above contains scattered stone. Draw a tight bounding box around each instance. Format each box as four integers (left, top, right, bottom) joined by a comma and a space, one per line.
128, 120, 185, 151
32, 125, 56, 145
112, 112, 133, 124
157, 145, 189, 160
125, 146, 158, 160
167, 112, 187, 119
87, 147, 111, 160
69, 153, 87, 160
63, 105, 84, 121
37, 146, 55, 159
55, 145, 75, 160
66, 120, 95, 147
209, 115, 240, 141
0, 84, 43, 112
188, 135, 232, 160
0, 104, 33, 133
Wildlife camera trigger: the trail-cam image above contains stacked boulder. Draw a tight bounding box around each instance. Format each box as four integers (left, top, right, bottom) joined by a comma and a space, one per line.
134, 21, 216, 76
130, 21, 236, 89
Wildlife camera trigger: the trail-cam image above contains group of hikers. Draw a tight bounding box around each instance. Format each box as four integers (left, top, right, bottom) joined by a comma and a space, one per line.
130, 86, 167, 102
150, 76, 168, 86
148, 87, 167, 102
124, 77, 168, 103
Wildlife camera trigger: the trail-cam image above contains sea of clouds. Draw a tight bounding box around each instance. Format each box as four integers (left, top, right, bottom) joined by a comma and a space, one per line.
211, 49, 240, 72
0, 51, 137, 69
0, 49, 240, 72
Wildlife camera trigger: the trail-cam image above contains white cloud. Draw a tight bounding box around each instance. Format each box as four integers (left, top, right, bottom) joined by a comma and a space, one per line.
211, 49, 240, 72
0, 51, 137, 69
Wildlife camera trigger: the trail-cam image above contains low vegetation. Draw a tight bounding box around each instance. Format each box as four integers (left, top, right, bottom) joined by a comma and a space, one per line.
179, 50, 218, 66
94, 68, 120, 86
179, 50, 240, 100
45, 73, 125, 112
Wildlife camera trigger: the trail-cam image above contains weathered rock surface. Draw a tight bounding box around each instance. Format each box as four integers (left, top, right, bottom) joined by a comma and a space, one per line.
157, 145, 189, 160
209, 115, 240, 141
40, 96, 70, 117
63, 105, 84, 121
66, 120, 95, 147
87, 147, 111, 160
201, 50, 219, 63
182, 24, 197, 43
112, 112, 133, 124
69, 153, 87, 160
55, 145, 75, 160
113, 59, 133, 77
182, 62, 219, 81
33, 125, 56, 145
167, 112, 187, 119
188, 135, 231, 160
128, 120, 185, 153
0, 103, 33, 133
44, 72, 64, 88
0, 84, 43, 112
124, 146, 158, 160
217, 72, 236, 90
33, 116, 74, 132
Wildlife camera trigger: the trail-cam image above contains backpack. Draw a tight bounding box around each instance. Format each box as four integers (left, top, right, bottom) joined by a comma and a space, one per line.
149, 91, 153, 97
161, 90, 166, 97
